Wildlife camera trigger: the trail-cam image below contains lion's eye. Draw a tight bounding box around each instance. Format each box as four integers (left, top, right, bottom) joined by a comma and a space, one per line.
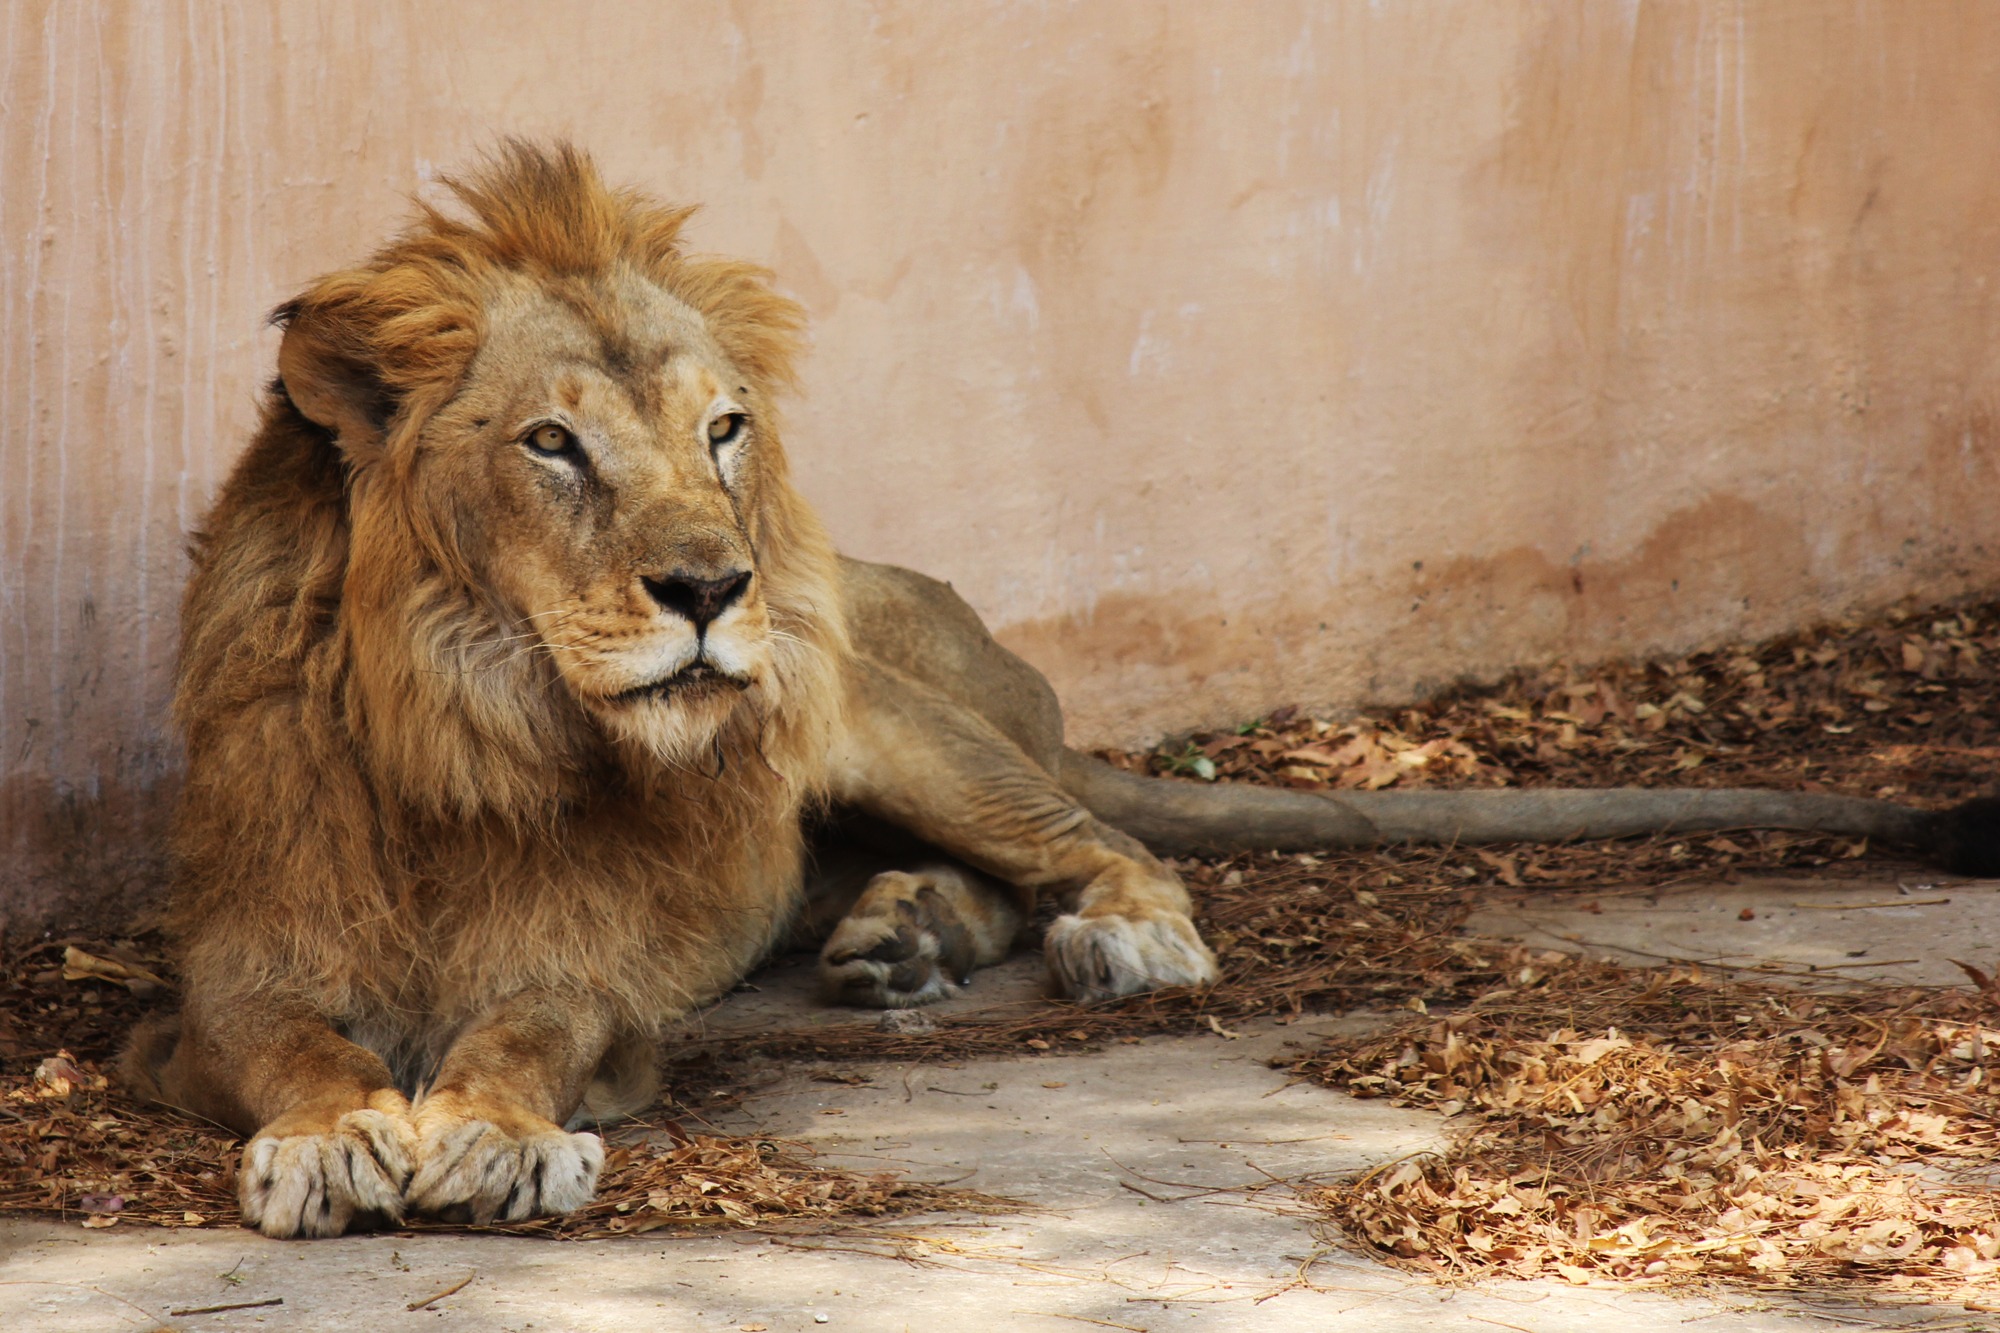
707, 413, 746, 449
526, 423, 578, 457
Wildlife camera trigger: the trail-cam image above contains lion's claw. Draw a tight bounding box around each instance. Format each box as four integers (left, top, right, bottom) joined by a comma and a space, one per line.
238, 1108, 414, 1239
404, 1118, 603, 1224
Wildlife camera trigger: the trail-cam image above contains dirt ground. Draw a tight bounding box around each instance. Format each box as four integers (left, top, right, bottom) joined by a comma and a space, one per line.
3, 863, 1995, 1332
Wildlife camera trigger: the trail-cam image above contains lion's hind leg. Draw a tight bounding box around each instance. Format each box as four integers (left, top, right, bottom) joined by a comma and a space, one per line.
818, 864, 1022, 1008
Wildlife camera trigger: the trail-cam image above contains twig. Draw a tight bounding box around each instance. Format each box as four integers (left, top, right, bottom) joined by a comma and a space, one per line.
170, 1297, 284, 1316
1117, 1179, 1188, 1204
1175, 1134, 1342, 1145
1524, 927, 1929, 979
405, 1271, 476, 1311
1097, 1149, 1238, 1196
899, 1055, 929, 1103
0, 1281, 161, 1326
1011, 1313, 1148, 1332
1239, 1159, 1287, 1185
1793, 898, 1951, 910
1515, 929, 1742, 968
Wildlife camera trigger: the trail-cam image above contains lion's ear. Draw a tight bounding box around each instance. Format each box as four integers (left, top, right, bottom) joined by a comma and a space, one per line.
272, 292, 395, 453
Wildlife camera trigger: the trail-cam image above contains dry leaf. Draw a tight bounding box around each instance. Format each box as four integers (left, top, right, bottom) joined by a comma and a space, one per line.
60, 946, 166, 995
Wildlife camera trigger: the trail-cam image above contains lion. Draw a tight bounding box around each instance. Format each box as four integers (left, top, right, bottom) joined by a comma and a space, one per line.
125, 142, 1995, 1239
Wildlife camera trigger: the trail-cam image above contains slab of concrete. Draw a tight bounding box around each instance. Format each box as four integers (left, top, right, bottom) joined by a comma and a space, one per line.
1464, 870, 2000, 986
5, 867, 1992, 1331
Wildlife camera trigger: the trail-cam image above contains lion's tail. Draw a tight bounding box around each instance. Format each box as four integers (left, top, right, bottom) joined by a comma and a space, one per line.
1931, 796, 2000, 875
1057, 747, 1964, 862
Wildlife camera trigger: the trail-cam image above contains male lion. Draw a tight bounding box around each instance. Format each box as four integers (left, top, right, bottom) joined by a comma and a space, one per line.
128, 143, 1993, 1238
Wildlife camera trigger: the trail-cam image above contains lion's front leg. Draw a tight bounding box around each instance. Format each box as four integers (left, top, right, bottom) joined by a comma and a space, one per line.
405, 990, 616, 1225
124, 995, 417, 1239
240, 1088, 419, 1238
830, 658, 1218, 1003
1043, 860, 1218, 1002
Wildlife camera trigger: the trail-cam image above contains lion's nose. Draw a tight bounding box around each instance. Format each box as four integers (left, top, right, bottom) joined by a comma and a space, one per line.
641, 568, 752, 630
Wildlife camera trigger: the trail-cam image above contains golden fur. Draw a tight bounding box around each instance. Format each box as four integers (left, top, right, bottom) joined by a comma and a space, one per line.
130, 143, 1219, 1237
166, 144, 843, 1055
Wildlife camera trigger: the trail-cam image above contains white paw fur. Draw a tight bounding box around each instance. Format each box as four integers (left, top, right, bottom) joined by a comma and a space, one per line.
1044, 911, 1219, 1002
405, 1120, 604, 1224
238, 1108, 413, 1239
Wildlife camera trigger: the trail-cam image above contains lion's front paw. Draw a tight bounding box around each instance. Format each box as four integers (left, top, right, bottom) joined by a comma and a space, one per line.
1044, 909, 1219, 1002
405, 1116, 604, 1224
239, 1107, 415, 1239
819, 872, 980, 1009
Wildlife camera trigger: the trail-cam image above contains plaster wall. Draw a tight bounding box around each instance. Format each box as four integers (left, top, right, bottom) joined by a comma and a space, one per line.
6, 1, 1999, 929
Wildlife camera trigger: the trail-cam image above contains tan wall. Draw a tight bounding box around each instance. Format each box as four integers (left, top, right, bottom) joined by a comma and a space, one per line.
6, 1, 2000, 930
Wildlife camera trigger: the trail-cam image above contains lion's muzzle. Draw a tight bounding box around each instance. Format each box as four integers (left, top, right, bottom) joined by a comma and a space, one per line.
640, 566, 752, 631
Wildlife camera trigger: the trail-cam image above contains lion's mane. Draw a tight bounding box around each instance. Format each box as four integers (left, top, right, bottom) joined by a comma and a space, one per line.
165, 144, 847, 1066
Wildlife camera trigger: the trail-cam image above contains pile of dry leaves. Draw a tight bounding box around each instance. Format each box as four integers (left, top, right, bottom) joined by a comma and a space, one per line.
1123, 596, 2000, 807
0, 943, 1002, 1237
1289, 956, 2000, 1295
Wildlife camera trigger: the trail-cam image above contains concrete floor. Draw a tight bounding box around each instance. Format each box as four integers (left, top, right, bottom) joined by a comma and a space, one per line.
5, 866, 1997, 1332
1463, 867, 1997, 987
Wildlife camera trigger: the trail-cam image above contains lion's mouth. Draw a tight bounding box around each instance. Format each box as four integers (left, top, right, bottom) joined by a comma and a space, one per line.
611, 661, 750, 704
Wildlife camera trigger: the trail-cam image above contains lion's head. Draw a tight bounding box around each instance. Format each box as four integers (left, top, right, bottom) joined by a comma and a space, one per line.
254, 143, 844, 815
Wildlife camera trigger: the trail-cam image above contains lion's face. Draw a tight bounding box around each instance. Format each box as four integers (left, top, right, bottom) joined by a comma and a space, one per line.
411, 269, 777, 762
